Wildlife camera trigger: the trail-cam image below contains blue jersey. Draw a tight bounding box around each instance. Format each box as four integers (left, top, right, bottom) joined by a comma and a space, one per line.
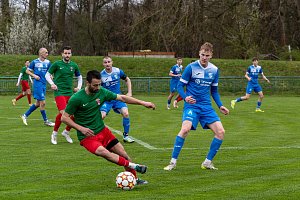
28, 58, 51, 85
179, 61, 219, 107
100, 67, 127, 94
247, 65, 263, 85
170, 64, 183, 80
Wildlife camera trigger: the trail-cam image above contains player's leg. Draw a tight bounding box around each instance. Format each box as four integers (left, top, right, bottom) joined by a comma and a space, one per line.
167, 92, 175, 109
118, 104, 134, 143
164, 110, 196, 171
51, 96, 73, 144
25, 88, 32, 106
38, 87, 54, 126
231, 87, 252, 109
100, 102, 112, 119
201, 119, 225, 170
256, 89, 265, 112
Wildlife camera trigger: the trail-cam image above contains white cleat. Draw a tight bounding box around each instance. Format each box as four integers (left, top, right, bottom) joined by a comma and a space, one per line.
201, 161, 218, 170
44, 120, 55, 127
62, 130, 73, 143
21, 115, 28, 125
12, 99, 16, 106
123, 136, 135, 143
163, 162, 176, 171
51, 133, 57, 145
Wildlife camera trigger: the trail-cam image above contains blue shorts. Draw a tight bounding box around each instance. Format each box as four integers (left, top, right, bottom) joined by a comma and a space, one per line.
182, 105, 220, 130
246, 83, 262, 94
170, 79, 179, 93
100, 100, 127, 115
33, 82, 46, 101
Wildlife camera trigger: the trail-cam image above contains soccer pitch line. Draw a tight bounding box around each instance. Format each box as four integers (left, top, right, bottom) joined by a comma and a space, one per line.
2, 117, 299, 150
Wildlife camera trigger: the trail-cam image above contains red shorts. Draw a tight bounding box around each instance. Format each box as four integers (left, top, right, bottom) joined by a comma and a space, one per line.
80, 126, 119, 154
21, 80, 30, 92
55, 96, 71, 111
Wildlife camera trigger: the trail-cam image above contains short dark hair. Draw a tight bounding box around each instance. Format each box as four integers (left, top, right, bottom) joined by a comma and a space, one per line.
177, 57, 182, 60
252, 57, 258, 61
86, 70, 101, 83
62, 46, 72, 52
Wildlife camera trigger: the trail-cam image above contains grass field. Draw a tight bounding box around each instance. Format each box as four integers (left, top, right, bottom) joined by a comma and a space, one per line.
0, 94, 299, 199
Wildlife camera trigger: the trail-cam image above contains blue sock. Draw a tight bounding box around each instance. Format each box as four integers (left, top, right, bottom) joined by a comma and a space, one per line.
171, 136, 185, 159
257, 101, 262, 108
123, 117, 130, 136
236, 97, 242, 102
40, 110, 47, 121
167, 99, 171, 105
207, 138, 223, 161
24, 104, 38, 117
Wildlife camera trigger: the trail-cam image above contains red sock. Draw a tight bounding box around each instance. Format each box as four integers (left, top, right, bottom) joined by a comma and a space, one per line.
176, 96, 183, 102
15, 94, 25, 101
118, 156, 129, 167
54, 113, 62, 132
125, 168, 137, 178
27, 94, 31, 104
65, 115, 74, 131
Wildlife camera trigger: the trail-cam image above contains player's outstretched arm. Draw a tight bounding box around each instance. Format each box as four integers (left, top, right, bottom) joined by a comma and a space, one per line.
116, 94, 155, 110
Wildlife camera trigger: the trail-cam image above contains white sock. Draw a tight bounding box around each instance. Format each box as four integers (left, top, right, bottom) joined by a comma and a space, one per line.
52, 131, 58, 135
128, 162, 137, 169
171, 158, 177, 164
204, 158, 211, 164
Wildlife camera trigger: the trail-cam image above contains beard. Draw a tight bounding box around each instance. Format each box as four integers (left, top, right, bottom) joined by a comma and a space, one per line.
89, 87, 99, 93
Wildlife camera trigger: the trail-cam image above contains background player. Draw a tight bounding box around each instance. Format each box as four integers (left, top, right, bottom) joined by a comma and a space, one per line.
231, 57, 270, 112
164, 42, 229, 171
167, 57, 183, 109
12, 60, 32, 106
100, 56, 134, 143
20, 48, 54, 127
45, 46, 82, 145
61, 70, 156, 185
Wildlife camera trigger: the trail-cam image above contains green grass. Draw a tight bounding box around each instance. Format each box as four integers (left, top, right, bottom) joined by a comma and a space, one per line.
1, 55, 300, 77
0, 94, 299, 199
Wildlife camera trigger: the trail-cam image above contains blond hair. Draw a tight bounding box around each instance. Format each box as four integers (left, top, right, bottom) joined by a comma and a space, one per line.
200, 42, 213, 53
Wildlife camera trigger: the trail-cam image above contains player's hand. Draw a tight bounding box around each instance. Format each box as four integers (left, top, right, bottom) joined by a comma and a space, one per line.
220, 106, 229, 115
185, 96, 196, 104
34, 75, 40, 80
51, 84, 58, 90
80, 127, 95, 137
266, 79, 270, 83
143, 101, 156, 110
16, 83, 19, 87
74, 87, 80, 93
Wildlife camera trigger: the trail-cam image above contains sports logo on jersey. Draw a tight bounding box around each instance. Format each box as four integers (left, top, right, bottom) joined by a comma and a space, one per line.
96, 98, 101, 105
195, 79, 201, 84
187, 109, 193, 115
208, 73, 214, 79
70, 67, 73, 71
114, 74, 118, 80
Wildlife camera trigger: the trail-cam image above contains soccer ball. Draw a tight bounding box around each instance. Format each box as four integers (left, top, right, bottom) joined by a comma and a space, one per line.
116, 171, 136, 190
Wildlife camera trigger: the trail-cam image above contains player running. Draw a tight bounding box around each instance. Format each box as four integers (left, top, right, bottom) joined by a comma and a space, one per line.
45, 46, 82, 145
231, 57, 270, 112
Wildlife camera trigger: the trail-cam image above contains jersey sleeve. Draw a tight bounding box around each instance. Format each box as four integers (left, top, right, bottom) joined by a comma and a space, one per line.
212, 69, 219, 86
102, 87, 117, 101
246, 66, 251, 74
119, 69, 127, 80
74, 63, 81, 77
28, 60, 35, 71
170, 66, 176, 74
65, 95, 81, 115
47, 62, 57, 74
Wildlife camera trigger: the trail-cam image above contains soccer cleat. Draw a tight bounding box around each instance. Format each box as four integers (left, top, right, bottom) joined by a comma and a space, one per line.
135, 165, 147, 174
20, 115, 28, 126
51, 133, 57, 145
62, 130, 73, 143
12, 99, 16, 106
163, 162, 176, 171
201, 161, 218, 170
173, 100, 178, 108
136, 178, 148, 185
255, 108, 265, 112
123, 136, 135, 143
28, 104, 32, 106
230, 100, 236, 109
44, 120, 55, 127
167, 105, 170, 110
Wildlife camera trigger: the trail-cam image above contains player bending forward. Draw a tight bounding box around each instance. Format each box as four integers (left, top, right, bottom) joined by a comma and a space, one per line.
61, 70, 156, 185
